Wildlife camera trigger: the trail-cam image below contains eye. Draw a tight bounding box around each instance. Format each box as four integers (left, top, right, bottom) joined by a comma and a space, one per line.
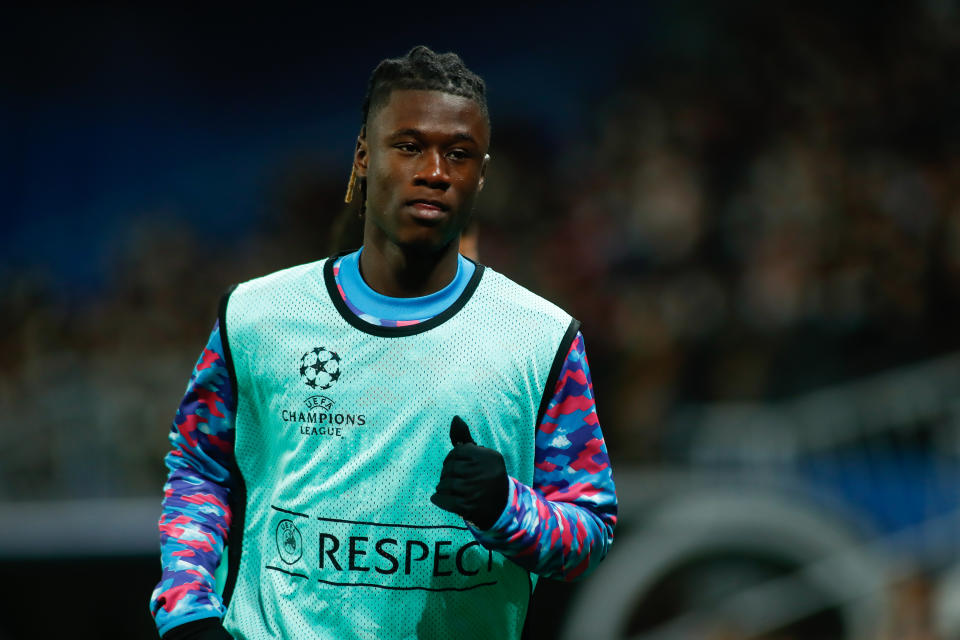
446, 149, 470, 161
394, 142, 419, 154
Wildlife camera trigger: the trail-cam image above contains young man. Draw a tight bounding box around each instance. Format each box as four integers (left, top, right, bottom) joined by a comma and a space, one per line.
150, 46, 617, 640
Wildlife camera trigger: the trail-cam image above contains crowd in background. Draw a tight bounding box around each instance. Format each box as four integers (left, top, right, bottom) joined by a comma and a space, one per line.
1, 4, 958, 501
3, 4, 960, 639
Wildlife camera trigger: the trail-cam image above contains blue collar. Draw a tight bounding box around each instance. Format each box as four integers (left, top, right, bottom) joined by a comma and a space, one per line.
336, 249, 476, 322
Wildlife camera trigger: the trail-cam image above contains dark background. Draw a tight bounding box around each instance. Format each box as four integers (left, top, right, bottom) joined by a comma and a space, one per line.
2, 2, 959, 638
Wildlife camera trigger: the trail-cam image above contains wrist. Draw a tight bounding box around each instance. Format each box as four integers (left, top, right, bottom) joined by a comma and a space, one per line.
472, 475, 515, 531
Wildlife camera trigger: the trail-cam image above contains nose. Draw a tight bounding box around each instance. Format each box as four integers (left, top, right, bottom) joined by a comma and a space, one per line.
413, 149, 450, 189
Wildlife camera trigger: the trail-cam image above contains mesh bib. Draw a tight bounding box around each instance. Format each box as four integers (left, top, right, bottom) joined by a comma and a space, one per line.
219, 257, 575, 640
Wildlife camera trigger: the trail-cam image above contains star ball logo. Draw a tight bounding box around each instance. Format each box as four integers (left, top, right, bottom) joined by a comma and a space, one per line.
299, 347, 340, 390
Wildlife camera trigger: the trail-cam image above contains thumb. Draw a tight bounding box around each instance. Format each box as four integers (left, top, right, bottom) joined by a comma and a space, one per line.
449, 415, 475, 446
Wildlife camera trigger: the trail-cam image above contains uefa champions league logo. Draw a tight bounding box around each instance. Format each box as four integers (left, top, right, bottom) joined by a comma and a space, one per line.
282, 346, 363, 439
299, 347, 341, 390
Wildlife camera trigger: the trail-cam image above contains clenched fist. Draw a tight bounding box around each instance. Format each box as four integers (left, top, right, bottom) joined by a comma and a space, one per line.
430, 416, 509, 530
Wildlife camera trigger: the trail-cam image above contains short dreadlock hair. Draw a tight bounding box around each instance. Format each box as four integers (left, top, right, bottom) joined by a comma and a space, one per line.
361, 45, 489, 128
345, 46, 489, 205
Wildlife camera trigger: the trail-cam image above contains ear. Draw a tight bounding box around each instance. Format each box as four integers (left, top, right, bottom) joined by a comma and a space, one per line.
478, 153, 490, 192
354, 127, 369, 178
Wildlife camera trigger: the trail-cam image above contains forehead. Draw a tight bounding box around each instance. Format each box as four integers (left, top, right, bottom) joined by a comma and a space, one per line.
368, 90, 489, 148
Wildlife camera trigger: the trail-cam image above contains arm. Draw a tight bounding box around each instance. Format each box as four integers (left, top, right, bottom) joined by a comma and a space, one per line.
470, 332, 618, 581
150, 321, 236, 637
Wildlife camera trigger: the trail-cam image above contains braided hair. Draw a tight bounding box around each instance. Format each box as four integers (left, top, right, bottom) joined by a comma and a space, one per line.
345, 46, 488, 207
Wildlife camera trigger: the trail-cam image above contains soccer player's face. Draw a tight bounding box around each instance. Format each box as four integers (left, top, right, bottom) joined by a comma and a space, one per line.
356, 90, 489, 253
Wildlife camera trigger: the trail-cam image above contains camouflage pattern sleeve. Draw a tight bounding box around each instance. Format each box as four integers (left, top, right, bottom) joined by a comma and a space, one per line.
150, 321, 236, 636
470, 332, 618, 581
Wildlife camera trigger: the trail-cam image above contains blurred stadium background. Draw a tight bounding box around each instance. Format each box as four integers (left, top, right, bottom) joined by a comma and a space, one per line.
2, 2, 960, 638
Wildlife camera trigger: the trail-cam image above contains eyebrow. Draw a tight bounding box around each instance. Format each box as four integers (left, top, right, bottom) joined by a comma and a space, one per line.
389, 128, 479, 145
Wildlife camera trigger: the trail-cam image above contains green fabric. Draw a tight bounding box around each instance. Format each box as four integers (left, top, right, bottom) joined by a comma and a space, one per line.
220, 257, 572, 640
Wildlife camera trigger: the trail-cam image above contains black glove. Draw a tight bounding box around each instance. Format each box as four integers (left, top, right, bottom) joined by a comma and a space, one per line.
162, 618, 232, 640
430, 416, 509, 530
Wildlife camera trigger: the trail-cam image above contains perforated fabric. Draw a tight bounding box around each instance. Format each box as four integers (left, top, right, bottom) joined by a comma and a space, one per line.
220, 257, 574, 640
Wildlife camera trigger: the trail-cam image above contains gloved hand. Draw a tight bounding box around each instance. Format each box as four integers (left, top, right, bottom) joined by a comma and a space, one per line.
430, 416, 509, 530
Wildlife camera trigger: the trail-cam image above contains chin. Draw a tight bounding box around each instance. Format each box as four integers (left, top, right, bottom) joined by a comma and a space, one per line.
394, 233, 457, 255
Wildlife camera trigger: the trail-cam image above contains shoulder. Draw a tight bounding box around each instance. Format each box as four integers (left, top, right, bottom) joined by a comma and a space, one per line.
231, 258, 328, 299
221, 258, 329, 333
475, 265, 575, 327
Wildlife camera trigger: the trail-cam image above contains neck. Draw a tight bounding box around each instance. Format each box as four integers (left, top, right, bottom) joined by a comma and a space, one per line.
358, 237, 460, 298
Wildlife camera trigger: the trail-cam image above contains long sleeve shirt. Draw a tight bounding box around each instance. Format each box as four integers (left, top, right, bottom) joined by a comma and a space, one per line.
150, 253, 617, 636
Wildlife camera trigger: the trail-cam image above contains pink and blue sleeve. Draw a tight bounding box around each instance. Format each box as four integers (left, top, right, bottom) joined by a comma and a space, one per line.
150, 321, 236, 636
470, 332, 618, 581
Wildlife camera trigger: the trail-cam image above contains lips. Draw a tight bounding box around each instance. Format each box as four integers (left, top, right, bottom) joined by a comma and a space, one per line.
406, 199, 450, 212
404, 199, 450, 223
